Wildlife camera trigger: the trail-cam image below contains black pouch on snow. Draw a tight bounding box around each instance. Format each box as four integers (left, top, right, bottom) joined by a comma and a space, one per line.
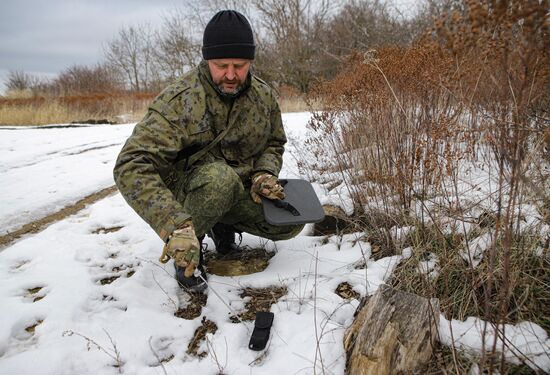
248, 311, 274, 351
261, 179, 325, 226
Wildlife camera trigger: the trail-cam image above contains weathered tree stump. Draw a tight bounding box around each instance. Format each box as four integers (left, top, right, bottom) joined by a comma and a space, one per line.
314, 205, 349, 235
344, 284, 440, 375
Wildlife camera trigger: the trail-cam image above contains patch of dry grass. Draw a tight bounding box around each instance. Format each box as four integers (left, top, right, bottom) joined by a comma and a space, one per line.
0, 101, 92, 126
0, 88, 318, 126
278, 95, 320, 113
186, 317, 218, 358
0, 94, 152, 125
389, 225, 550, 331
229, 286, 287, 322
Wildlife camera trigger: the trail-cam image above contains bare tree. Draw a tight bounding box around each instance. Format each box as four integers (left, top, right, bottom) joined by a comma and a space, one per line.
327, 0, 410, 52
53, 63, 123, 95
253, 0, 335, 93
154, 9, 202, 81
5, 70, 39, 92
406, 0, 465, 40
104, 24, 156, 92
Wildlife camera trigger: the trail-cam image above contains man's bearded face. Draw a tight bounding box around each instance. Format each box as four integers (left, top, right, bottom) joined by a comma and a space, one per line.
207, 58, 251, 94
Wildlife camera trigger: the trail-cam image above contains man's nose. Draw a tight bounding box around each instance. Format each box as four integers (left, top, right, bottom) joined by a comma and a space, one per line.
225, 66, 236, 80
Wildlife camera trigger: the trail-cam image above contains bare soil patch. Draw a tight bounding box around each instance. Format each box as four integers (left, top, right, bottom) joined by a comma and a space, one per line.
71, 119, 117, 125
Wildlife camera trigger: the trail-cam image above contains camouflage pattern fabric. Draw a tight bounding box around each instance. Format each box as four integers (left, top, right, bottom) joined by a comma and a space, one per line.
114, 61, 300, 242
175, 160, 303, 239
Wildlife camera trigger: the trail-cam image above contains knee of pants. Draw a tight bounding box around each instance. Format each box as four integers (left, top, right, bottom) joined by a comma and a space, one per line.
267, 223, 305, 241
185, 161, 244, 202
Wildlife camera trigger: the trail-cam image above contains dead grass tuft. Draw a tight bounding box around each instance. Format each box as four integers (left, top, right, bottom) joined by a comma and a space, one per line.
174, 292, 207, 321
230, 286, 287, 322
335, 282, 361, 300
187, 317, 218, 358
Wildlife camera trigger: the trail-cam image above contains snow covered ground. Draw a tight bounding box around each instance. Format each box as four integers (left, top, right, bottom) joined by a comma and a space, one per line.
0, 114, 548, 374
0, 124, 135, 234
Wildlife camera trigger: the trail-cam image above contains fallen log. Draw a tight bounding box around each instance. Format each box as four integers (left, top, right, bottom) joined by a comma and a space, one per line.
344, 284, 440, 375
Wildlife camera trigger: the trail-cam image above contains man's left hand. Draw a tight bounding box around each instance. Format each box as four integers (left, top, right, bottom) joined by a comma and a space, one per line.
250, 172, 285, 204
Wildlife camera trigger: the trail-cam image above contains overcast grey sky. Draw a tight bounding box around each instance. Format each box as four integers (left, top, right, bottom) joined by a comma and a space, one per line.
0, 0, 186, 93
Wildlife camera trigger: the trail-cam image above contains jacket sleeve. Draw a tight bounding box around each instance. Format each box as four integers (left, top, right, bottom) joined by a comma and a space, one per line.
113, 107, 190, 242
252, 90, 287, 176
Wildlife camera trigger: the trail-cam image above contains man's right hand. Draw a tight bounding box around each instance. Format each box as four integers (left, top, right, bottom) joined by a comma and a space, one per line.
159, 221, 201, 277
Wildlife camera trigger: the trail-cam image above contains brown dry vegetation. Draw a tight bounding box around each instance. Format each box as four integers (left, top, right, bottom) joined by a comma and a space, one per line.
308, 0, 549, 373
0, 93, 154, 125
229, 286, 288, 322
0, 89, 314, 126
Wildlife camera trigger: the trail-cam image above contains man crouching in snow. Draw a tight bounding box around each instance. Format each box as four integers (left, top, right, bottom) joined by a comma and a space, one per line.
113, 10, 303, 292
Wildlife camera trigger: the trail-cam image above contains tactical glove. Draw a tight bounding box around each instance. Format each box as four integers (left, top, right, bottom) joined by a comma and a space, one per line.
250, 172, 285, 204
159, 220, 201, 277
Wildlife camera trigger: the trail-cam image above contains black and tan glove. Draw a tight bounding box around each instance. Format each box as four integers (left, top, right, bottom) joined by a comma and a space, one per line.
250, 172, 285, 204
159, 220, 200, 277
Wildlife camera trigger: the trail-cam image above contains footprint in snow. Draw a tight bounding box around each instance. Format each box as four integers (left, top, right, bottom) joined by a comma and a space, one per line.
74, 244, 139, 285
23, 286, 48, 303
91, 226, 124, 235
95, 261, 138, 285
147, 336, 176, 367
9, 259, 32, 274
81, 292, 128, 314
1, 317, 45, 358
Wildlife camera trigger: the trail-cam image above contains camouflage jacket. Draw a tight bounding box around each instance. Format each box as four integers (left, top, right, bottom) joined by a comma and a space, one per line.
113, 61, 286, 241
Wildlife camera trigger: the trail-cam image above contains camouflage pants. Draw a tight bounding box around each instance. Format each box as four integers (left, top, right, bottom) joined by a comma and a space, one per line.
174, 160, 304, 240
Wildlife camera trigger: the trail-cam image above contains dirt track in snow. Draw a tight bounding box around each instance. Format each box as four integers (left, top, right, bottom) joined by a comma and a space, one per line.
0, 186, 118, 249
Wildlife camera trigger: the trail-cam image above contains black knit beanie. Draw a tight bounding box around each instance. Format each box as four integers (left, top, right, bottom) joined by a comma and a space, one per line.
202, 10, 255, 60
